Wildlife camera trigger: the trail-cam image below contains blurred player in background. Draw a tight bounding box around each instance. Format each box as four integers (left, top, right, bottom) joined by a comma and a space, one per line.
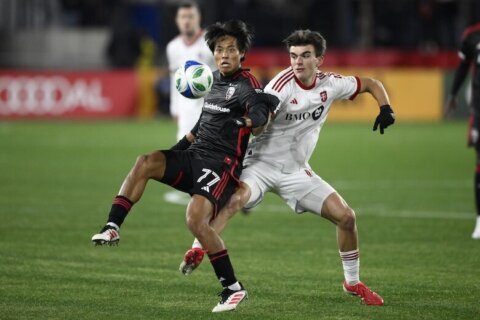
180, 29, 395, 306
164, 1, 215, 205
166, 1, 215, 141
446, 22, 480, 239
92, 19, 276, 312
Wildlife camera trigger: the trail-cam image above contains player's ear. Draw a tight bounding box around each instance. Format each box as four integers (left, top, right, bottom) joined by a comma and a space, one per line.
316, 55, 324, 67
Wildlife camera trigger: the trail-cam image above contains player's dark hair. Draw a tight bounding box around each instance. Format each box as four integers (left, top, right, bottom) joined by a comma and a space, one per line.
205, 20, 255, 61
283, 30, 327, 57
177, 0, 200, 12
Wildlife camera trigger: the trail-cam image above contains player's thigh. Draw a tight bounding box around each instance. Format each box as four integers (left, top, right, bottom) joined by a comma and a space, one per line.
240, 162, 276, 209
160, 150, 193, 192
190, 158, 242, 218
280, 169, 336, 214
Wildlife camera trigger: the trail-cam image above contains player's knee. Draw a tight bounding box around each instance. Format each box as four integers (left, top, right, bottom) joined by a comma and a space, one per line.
338, 207, 356, 232
186, 214, 208, 237
226, 193, 243, 214
185, 208, 209, 236
134, 153, 163, 177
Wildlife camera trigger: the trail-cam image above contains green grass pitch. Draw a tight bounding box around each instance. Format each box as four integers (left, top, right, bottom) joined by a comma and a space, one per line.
0, 120, 478, 319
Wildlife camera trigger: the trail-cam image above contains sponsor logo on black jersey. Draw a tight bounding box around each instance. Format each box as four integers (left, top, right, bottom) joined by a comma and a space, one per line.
204, 102, 230, 113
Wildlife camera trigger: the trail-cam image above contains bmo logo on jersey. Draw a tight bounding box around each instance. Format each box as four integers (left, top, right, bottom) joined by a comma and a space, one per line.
285, 105, 325, 121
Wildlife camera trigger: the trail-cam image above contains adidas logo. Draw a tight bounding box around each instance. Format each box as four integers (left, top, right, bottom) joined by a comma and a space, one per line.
290, 98, 298, 104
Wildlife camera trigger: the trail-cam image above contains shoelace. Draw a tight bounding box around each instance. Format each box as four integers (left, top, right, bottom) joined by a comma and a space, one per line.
100, 225, 116, 233
356, 284, 376, 302
217, 288, 234, 304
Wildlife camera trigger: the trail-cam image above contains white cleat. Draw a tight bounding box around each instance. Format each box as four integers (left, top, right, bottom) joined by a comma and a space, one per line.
472, 217, 480, 239
212, 283, 247, 313
92, 224, 120, 246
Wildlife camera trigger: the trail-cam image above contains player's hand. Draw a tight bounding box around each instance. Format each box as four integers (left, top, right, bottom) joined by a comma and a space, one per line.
444, 95, 458, 118
373, 104, 395, 134
261, 93, 280, 114
231, 117, 247, 127
247, 92, 280, 114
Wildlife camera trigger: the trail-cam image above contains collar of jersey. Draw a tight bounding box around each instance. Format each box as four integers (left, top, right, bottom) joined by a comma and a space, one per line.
219, 68, 250, 81
294, 73, 317, 90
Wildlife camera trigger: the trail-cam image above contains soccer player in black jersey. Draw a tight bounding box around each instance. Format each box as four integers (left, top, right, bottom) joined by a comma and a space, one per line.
91, 20, 278, 312
446, 22, 480, 239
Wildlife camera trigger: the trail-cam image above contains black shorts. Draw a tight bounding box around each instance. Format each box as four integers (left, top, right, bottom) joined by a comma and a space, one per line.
160, 149, 241, 217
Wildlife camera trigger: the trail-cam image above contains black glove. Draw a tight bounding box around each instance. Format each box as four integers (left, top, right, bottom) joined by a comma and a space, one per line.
247, 92, 280, 113
373, 105, 395, 134
261, 93, 280, 114
230, 117, 247, 128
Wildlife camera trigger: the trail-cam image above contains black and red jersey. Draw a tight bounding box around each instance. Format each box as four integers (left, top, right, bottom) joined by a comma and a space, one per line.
189, 68, 263, 164
459, 23, 480, 108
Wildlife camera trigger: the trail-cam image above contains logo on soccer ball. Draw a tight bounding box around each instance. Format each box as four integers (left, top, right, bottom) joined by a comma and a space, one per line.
174, 60, 213, 99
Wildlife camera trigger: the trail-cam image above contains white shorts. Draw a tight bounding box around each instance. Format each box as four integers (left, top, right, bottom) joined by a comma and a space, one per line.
241, 161, 336, 214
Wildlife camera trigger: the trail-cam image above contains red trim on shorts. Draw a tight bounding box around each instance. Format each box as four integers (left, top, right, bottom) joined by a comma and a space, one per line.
476, 164, 480, 173
171, 171, 184, 187
348, 76, 361, 100
212, 172, 229, 199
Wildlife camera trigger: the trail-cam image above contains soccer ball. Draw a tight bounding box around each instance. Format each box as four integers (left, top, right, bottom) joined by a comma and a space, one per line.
174, 60, 213, 99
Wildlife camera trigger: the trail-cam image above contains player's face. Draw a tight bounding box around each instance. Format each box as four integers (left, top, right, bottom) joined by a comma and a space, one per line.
176, 7, 201, 38
289, 45, 323, 86
213, 35, 244, 76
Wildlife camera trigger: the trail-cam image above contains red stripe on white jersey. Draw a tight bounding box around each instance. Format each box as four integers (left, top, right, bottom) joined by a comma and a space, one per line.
272, 69, 294, 91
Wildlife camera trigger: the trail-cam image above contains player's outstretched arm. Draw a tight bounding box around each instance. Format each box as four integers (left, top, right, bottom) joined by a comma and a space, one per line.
359, 77, 395, 134
445, 60, 470, 116
227, 92, 280, 135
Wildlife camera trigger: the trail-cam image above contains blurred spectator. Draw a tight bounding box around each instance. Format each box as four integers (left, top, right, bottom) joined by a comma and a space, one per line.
105, 4, 142, 68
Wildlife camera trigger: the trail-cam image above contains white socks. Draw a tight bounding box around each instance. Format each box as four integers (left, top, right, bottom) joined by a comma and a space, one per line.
106, 222, 119, 230
192, 238, 203, 249
228, 282, 242, 291
340, 249, 360, 285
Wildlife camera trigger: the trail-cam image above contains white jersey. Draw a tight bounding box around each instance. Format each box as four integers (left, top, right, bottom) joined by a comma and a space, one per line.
166, 31, 215, 140
244, 67, 360, 173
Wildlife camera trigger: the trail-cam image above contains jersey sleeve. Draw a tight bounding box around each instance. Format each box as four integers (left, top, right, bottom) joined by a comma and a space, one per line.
330, 75, 361, 101
459, 36, 474, 62
264, 80, 289, 114
237, 72, 263, 107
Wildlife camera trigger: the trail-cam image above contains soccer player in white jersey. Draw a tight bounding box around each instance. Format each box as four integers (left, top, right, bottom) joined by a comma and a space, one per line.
180, 30, 395, 306
166, 1, 215, 141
